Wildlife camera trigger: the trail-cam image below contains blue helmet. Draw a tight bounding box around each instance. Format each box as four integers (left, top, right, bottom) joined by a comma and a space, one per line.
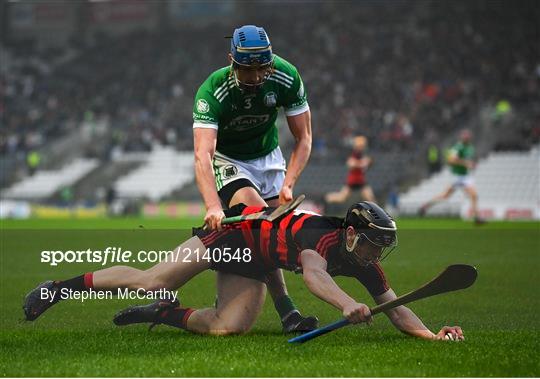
230, 25, 273, 67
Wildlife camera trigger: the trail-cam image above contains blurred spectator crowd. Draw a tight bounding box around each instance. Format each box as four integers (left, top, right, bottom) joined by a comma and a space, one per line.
1, 0, 539, 163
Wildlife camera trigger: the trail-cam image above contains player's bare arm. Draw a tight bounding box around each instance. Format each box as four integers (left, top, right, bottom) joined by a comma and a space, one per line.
194, 128, 225, 230
362, 156, 373, 169
300, 249, 372, 324
347, 156, 371, 170
280, 110, 312, 203
375, 288, 464, 341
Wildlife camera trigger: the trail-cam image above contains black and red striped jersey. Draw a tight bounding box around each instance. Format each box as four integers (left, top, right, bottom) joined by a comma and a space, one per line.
347, 150, 367, 186
216, 204, 390, 297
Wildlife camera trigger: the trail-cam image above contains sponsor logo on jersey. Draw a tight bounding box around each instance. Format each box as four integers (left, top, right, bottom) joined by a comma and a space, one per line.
288, 100, 305, 110
193, 113, 214, 121
223, 165, 238, 179
196, 99, 209, 114
264, 92, 277, 107
226, 115, 270, 131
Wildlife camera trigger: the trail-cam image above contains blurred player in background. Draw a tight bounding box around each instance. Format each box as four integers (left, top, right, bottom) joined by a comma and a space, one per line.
24, 201, 464, 341
192, 25, 315, 332
419, 129, 485, 224
325, 136, 376, 204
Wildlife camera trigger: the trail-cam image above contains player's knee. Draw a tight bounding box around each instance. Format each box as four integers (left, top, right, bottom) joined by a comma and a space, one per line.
208, 329, 233, 336
231, 323, 251, 334
210, 324, 250, 336
208, 314, 252, 335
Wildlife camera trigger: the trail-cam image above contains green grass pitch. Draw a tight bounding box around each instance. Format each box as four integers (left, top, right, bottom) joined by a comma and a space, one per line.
1, 217, 539, 376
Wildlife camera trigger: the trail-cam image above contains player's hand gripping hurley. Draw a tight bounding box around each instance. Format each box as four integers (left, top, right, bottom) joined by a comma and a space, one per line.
204, 194, 306, 230
288, 264, 478, 343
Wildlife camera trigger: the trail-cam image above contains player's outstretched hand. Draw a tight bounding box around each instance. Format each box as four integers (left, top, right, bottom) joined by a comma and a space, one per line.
435, 325, 464, 341
343, 302, 372, 324
279, 185, 293, 204
205, 206, 225, 231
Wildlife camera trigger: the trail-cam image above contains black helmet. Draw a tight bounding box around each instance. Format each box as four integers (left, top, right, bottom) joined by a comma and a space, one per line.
342, 202, 397, 265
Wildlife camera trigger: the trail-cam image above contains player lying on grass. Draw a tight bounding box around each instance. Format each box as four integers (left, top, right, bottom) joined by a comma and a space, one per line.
23, 202, 463, 340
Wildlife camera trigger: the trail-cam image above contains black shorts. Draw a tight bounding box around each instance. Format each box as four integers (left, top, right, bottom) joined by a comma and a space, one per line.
218, 178, 279, 207
348, 183, 366, 191
192, 225, 271, 282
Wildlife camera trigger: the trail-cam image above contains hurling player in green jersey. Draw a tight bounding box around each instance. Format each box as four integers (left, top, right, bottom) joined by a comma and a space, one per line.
192, 25, 316, 333
420, 129, 485, 224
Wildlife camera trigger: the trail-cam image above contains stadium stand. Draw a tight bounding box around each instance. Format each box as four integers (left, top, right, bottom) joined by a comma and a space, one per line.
296, 152, 414, 199
113, 147, 194, 201
1, 1, 538, 207
1, 158, 99, 200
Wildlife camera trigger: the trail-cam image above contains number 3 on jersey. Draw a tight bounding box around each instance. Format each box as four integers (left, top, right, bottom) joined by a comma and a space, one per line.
243, 97, 252, 109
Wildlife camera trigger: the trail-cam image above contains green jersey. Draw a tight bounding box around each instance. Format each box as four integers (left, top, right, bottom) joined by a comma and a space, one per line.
193, 55, 309, 160
448, 142, 475, 175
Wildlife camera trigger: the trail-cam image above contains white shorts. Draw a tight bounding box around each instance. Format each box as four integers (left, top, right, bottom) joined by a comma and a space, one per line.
213, 147, 286, 201
452, 174, 474, 189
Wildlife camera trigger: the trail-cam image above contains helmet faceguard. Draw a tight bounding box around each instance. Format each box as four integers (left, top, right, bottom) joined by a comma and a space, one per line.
345, 229, 398, 267
230, 25, 274, 92
342, 202, 398, 266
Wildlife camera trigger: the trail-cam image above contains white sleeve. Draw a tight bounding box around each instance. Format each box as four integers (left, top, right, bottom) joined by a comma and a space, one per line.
285, 103, 310, 117
193, 122, 218, 130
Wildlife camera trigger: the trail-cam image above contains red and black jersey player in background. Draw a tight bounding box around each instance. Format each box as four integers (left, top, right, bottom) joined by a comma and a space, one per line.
325, 135, 376, 204
23, 202, 464, 341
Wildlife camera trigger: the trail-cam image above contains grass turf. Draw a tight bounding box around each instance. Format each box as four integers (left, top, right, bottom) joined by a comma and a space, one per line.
1, 217, 539, 377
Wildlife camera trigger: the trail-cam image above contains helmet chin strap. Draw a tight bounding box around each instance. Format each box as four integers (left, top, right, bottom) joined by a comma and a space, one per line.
230, 60, 273, 92
344, 233, 374, 267
346, 233, 361, 253
231, 69, 262, 92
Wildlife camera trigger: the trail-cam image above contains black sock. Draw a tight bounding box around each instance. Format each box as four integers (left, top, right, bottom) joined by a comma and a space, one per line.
158, 307, 195, 329
55, 273, 93, 292
274, 295, 298, 322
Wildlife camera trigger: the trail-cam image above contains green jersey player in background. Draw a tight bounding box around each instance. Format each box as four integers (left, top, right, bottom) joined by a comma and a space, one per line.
420, 129, 485, 224
192, 25, 317, 333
